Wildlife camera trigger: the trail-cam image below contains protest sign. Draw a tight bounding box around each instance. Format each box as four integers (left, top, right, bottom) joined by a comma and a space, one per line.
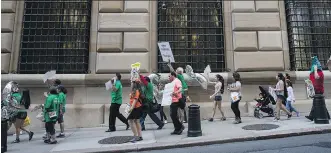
43, 70, 56, 83
105, 80, 113, 91
161, 82, 175, 106
158, 42, 175, 63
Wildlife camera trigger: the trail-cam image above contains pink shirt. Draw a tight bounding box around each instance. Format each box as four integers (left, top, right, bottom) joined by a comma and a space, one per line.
172, 78, 182, 102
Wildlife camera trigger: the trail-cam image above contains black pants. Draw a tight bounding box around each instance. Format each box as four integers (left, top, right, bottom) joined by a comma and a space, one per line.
109, 103, 128, 130
45, 122, 56, 135
170, 102, 183, 131
140, 111, 163, 129
1, 121, 8, 152
231, 101, 241, 119
159, 105, 167, 121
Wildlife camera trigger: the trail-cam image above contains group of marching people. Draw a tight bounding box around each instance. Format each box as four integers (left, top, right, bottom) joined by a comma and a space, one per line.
41, 79, 67, 144
1, 79, 67, 152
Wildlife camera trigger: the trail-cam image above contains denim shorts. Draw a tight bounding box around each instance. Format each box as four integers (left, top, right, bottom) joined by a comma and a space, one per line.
214, 96, 222, 101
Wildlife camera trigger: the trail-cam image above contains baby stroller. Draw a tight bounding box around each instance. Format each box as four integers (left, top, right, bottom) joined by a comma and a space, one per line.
254, 86, 276, 119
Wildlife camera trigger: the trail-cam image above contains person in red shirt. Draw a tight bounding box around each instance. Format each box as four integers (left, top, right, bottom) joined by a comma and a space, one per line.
305, 60, 330, 121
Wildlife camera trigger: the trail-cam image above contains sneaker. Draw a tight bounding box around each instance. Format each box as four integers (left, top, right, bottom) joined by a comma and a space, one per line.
220, 117, 226, 121
105, 129, 116, 132
296, 112, 300, 117
287, 114, 292, 119
129, 137, 137, 143
44, 139, 50, 144
56, 133, 65, 138
273, 118, 280, 122
164, 120, 168, 124
126, 124, 130, 130
12, 139, 20, 143
142, 127, 146, 131
208, 118, 214, 122
49, 140, 57, 144
305, 116, 313, 121
136, 137, 143, 141
29, 132, 34, 141
157, 123, 164, 130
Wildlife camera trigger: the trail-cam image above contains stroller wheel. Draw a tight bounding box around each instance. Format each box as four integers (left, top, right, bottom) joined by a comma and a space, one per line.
258, 113, 264, 119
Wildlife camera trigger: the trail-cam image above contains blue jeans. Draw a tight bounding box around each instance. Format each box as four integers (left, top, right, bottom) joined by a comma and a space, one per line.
286, 101, 298, 113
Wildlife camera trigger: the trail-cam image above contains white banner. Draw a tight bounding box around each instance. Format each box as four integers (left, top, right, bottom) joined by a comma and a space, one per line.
161, 82, 175, 106
43, 70, 56, 83
158, 42, 175, 63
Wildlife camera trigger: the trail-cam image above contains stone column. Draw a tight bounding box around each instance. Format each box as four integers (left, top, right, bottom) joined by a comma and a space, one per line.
95, 0, 152, 73
1, 1, 19, 73
229, 1, 287, 72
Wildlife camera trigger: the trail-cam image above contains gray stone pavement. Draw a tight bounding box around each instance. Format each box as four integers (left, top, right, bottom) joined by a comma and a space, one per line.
5, 115, 331, 153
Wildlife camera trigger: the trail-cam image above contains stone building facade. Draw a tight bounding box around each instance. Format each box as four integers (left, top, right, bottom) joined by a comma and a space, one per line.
1, 1, 331, 129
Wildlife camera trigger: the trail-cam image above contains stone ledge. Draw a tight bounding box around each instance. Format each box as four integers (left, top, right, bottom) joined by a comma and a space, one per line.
2, 71, 331, 87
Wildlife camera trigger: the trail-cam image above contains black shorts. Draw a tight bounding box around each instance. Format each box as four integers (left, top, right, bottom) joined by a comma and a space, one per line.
16, 112, 27, 120
127, 107, 143, 120
215, 96, 222, 101
57, 114, 64, 123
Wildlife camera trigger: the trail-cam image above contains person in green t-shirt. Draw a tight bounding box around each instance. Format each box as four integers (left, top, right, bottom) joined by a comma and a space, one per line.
56, 86, 67, 138
10, 88, 34, 143
139, 75, 164, 131
106, 73, 129, 132
43, 87, 59, 144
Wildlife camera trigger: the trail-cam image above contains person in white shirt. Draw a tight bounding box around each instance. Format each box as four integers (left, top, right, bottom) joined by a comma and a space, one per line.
228, 72, 242, 124
285, 80, 299, 117
208, 74, 226, 122
154, 83, 168, 124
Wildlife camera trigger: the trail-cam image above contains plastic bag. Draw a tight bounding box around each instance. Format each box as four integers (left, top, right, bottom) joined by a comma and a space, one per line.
36, 112, 44, 122
23, 116, 31, 127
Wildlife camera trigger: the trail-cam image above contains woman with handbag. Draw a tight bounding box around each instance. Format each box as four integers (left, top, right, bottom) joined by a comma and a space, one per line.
273, 73, 292, 121
228, 72, 242, 124
10, 86, 34, 143
43, 87, 59, 144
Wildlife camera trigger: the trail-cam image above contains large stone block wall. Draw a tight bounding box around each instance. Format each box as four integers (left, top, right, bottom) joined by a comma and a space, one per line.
1, 1, 17, 73
90, 1, 155, 74
230, 1, 288, 72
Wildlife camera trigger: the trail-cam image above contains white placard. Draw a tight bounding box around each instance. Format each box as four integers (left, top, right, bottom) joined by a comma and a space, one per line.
105, 80, 113, 91
43, 70, 56, 83
124, 103, 131, 116
161, 82, 175, 106
158, 42, 175, 63
203, 65, 211, 83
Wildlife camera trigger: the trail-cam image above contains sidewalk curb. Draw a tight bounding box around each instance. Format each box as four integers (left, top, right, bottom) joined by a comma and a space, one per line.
90, 128, 331, 153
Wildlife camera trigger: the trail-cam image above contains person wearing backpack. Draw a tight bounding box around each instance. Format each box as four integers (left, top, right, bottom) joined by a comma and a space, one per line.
139, 75, 164, 131
10, 86, 34, 143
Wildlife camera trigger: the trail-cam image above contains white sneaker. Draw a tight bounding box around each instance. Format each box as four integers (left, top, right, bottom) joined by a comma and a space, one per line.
164, 120, 168, 124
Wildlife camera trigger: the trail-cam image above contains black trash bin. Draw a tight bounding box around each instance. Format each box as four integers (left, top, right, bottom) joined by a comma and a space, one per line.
313, 94, 329, 124
187, 104, 202, 137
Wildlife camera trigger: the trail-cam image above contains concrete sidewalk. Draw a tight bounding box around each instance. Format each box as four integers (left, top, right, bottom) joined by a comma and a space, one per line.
6, 115, 331, 153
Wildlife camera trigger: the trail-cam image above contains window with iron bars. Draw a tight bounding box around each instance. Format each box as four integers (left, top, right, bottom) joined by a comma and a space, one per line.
285, 0, 331, 71
18, 0, 91, 74
157, 0, 225, 73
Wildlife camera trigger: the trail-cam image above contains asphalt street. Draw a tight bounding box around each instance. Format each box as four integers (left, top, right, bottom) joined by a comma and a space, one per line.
130, 133, 331, 153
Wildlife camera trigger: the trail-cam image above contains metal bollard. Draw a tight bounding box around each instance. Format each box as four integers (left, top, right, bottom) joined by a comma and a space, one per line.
187, 104, 202, 137
1, 120, 8, 152
313, 94, 330, 124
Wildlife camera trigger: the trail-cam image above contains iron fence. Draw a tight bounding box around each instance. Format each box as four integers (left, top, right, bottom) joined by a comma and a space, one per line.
18, 0, 91, 74
285, 0, 331, 71
157, 0, 225, 73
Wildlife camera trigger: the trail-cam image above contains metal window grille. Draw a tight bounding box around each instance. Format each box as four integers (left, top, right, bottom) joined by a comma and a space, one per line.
285, 0, 331, 71
18, 0, 91, 74
157, 0, 225, 73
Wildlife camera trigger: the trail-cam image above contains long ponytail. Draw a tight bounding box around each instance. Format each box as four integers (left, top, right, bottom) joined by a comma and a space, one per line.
216, 74, 225, 94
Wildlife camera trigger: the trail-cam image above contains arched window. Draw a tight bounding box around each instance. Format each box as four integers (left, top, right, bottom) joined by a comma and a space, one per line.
285, 0, 331, 70
18, 0, 91, 74
157, 0, 225, 73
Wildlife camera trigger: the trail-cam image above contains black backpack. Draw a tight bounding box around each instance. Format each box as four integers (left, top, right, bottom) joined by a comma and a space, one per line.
21, 89, 31, 109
